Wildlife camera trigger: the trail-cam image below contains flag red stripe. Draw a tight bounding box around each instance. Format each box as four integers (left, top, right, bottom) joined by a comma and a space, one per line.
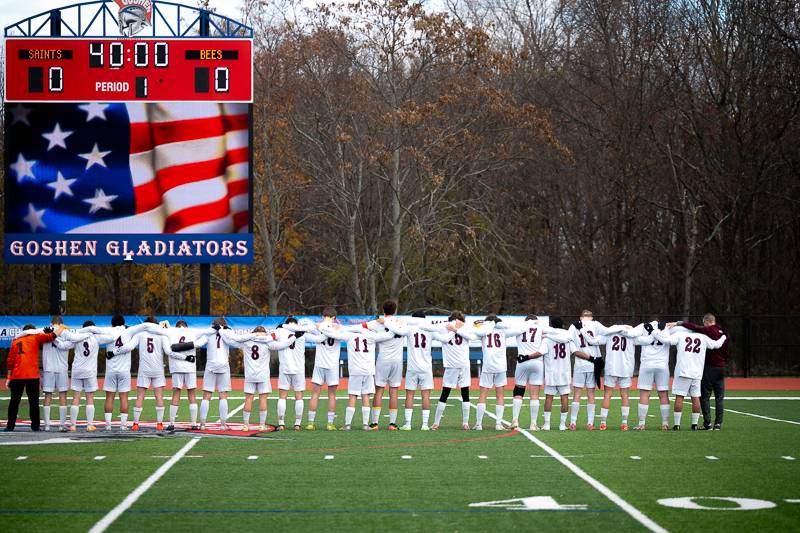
130, 123, 153, 154
227, 179, 248, 197
233, 211, 249, 231
134, 180, 162, 214
226, 147, 249, 166
164, 196, 230, 234
131, 113, 248, 154
156, 158, 227, 193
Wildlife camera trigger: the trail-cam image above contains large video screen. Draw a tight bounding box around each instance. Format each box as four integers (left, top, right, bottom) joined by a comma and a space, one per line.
4, 102, 252, 263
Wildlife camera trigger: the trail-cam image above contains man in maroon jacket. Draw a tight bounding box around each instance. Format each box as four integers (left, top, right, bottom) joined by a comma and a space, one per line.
675, 313, 729, 430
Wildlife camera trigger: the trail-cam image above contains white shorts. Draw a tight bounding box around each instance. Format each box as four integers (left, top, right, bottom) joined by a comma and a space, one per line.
348, 374, 375, 396
479, 371, 507, 389
311, 366, 339, 387
672, 376, 701, 398
171, 372, 197, 390
604, 375, 632, 388
442, 367, 470, 389
278, 372, 306, 391
638, 367, 670, 391
515, 359, 544, 386
103, 372, 131, 393
42, 370, 69, 393
70, 377, 98, 393
375, 361, 403, 388
137, 374, 166, 389
545, 384, 571, 396
244, 380, 272, 394
405, 370, 434, 391
203, 370, 232, 393
573, 369, 595, 388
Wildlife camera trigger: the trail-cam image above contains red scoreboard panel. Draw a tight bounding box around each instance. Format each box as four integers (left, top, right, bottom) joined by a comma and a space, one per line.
4, 38, 253, 103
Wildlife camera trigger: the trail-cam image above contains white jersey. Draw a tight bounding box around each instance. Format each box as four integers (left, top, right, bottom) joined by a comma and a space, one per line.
135, 333, 171, 378
472, 321, 528, 374
202, 328, 256, 373
103, 326, 137, 374
305, 331, 341, 369
656, 328, 726, 380
383, 317, 443, 374
43, 327, 74, 373
230, 338, 272, 382
543, 338, 575, 387
513, 320, 544, 355
321, 324, 394, 376
273, 328, 302, 375
165, 328, 202, 374
368, 316, 405, 364
597, 333, 636, 378
70, 335, 100, 379
569, 321, 602, 372
634, 322, 670, 368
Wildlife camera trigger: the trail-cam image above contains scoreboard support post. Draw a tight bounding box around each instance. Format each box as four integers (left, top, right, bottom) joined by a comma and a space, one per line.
49, 9, 62, 317
199, 11, 211, 317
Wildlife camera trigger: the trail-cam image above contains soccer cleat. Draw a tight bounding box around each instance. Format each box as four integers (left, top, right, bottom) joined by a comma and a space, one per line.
276, 424, 286, 431
388, 423, 399, 431
68, 425, 77, 432
340, 425, 351, 431
119, 424, 129, 432
568, 423, 576, 431
399, 425, 412, 431
430, 423, 440, 430
511, 419, 519, 429
599, 423, 607, 431
634, 424, 645, 431
326, 423, 337, 431
495, 424, 505, 431
542, 424, 551, 431
529, 423, 539, 431
166, 424, 175, 432
258, 425, 267, 431
59, 425, 68, 433
472, 424, 483, 431
461, 423, 470, 431
105, 425, 113, 432
199, 423, 206, 430
156, 422, 164, 431
86, 425, 97, 432
44, 425, 51, 432
369, 423, 379, 431
586, 424, 595, 431
699, 424, 712, 431
220, 423, 230, 431
661, 423, 670, 431
305, 424, 316, 431
672, 425, 680, 431
362, 424, 371, 431
420, 425, 430, 431
620, 424, 629, 431
713, 424, 721, 431
690, 424, 698, 431
132, 422, 140, 431
242, 424, 250, 432
294, 424, 302, 431
558, 424, 567, 431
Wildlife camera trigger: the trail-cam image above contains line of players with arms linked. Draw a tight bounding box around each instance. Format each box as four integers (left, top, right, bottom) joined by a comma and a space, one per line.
13, 302, 726, 433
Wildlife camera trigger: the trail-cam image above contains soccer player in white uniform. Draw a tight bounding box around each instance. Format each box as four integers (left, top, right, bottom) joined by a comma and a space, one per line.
40, 316, 70, 431
655, 325, 727, 430
274, 317, 308, 431
539, 317, 596, 430
633, 320, 671, 430
67, 321, 100, 431
507, 315, 545, 430
319, 321, 394, 430
367, 300, 405, 430
430, 312, 474, 430
165, 320, 202, 430
583, 321, 640, 430
568, 309, 603, 430
289, 308, 341, 431
471, 315, 528, 430
228, 326, 275, 431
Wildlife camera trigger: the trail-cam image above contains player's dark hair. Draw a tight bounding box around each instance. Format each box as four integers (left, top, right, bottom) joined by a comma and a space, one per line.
284, 316, 298, 325
412, 311, 426, 318
176, 320, 188, 328
213, 317, 228, 328
485, 313, 501, 322
83, 320, 95, 327
550, 316, 563, 329
383, 300, 398, 316
448, 311, 465, 322
525, 314, 538, 321
322, 307, 337, 318
580, 309, 593, 317
253, 326, 266, 333
22, 324, 35, 331
51, 315, 64, 325
111, 314, 125, 327
145, 315, 158, 324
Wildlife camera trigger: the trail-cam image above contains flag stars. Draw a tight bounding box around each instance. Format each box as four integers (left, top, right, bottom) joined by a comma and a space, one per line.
42, 123, 74, 151
78, 103, 110, 122
48, 171, 77, 200
83, 188, 118, 214
23, 204, 47, 232
11, 154, 37, 183
11, 104, 33, 126
79, 143, 112, 170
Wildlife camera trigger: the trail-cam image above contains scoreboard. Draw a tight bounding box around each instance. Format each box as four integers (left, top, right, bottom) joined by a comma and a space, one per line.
4, 38, 253, 103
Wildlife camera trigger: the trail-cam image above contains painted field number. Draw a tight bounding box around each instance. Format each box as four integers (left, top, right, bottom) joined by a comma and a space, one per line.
470, 496, 588, 511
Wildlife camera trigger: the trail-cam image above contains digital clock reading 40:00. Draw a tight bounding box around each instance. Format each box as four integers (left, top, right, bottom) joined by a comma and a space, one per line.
3, 38, 253, 103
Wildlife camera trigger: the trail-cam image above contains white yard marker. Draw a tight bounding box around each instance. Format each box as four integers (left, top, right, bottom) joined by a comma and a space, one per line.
785, 499, 800, 503
478, 455, 488, 459
630, 456, 641, 460
714, 407, 800, 426
705, 456, 719, 460
782, 456, 795, 461
530, 454, 583, 458
89, 437, 201, 533
247, 455, 259, 460
16, 456, 28, 461
473, 403, 668, 533
324, 455, 335, 460
401, 455, 413, 460
94, 456, 106, 461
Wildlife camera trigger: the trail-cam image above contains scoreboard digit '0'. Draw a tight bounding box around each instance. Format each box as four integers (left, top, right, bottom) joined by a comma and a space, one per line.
4, 38, 253, 103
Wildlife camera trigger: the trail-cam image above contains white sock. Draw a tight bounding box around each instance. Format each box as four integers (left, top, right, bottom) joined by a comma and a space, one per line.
476, 403, 486, 425
277, 398, 286, 424
345, 406, 355, 426
404, 408, 413, 425
422, 409, 430, 427
243, 410, 251, 425
691, 412, 700, 425
638, 404, 649, 426
361, 406, 371, 425
133, 406, 142, 423
120, 413, 128, 426
495, 404, 505, 423
199, 400, 209, 423
259, 410, 267, 425
104, 412, 112, 427
189, 403, 198, 425
169, 405, 179, 424
674, 411, 682, 426
560, 411, 568, 426
570, 401, 580, 424
86, 405, 95, 426
294, 400, 304, 426
530, 399, 540, 425
461, 401, 470, 424
434, 401, 447, 425
587, 403, 596, 424
44, 406, 51, 426
219, 399, 228, 423
156, 406, 164, 423
660, 404, 670, 425
543, 411, 552, 426
512, 398, 523, 421
327, 411, 335, 424
70, 405, 79, 426
308, 410, 317, 423
389, 409, 398, 424
600, 407, 609, 423
371, 406, 382, 425
59, 405, 67, 426
621, 406, 630, 424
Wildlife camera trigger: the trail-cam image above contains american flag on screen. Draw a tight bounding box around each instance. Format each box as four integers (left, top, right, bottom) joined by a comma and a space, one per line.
6, 102, 249, 234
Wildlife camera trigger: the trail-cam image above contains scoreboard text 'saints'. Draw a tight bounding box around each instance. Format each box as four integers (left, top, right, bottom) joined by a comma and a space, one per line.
4, 38, 253, 103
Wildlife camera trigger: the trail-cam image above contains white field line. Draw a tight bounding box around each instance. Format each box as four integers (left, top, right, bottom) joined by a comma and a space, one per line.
713, 406, 800, 426
2, 395, 799, 402
88, 437, 201, 533
473, 403, 669, 533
